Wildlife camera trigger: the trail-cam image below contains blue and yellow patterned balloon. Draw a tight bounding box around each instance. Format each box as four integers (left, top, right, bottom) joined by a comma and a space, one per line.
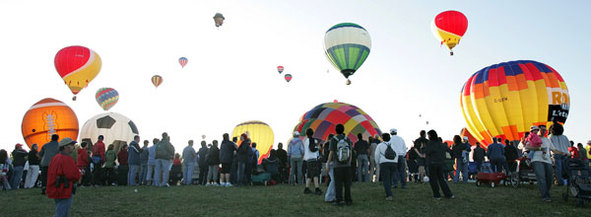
95, 88, 119, 111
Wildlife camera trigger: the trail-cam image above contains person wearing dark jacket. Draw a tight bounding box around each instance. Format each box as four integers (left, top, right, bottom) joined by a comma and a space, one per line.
117, 144, 129, 185
11, 144, 28, 189
423, 130, 454, 199
128, 136, 142, 186
504, 140, 519, 174
276, 143, 288, 183
487, 138, 508, 174
237, 133, 251, 186
207, 140, 220, 186
155, 132, 175, 187
263, 150, 281, 182
139, 140, 149, 185
219, 133, 236, 187
473, 142, 485, 172
39, 134, 60, 194
451, 135, 468, 183
25, 144, 41, 188
197, 141, 209, 185
47, 138, 82, 217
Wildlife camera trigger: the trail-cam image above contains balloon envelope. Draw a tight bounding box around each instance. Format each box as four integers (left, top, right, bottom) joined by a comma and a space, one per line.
54, 46, 102, 96
324, 23, 371, 80
293, 102, 382, 144
80, 112, 139, 152
151, 75, 163, 87
432, 10, 468, 52
179, 57, 188, 68
213, 13, 225, 27
277, 66, 284, 74
95, 88, 119, 111
232, 121, 274, 164
21, 98, 79, 150
284, 74, 292, 82
460, 60, 569, 147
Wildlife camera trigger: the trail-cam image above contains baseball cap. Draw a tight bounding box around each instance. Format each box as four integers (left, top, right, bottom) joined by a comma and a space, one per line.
293, 131, 300, 136
463, 136, 469, 141
530, 126, 539, 131
390, 128, 397, 134
58, 137, 77, 147
15, 143, 23, 148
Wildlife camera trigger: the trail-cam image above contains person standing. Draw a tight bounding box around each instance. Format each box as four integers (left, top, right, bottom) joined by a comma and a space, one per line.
414, 130, 428, 183
128, 136, 142, 186
25, 144, 41, 188
423, 130, 454, 199
374, 133, 397, 200
526, 125, 553, 202
324, 134, 336, 202
473, 142, 485, 173
207, 140, 220, 186
504, 139, 519, 175
487, 138, 507, 173
76, 142, 90, 186
139, 140, 149, 185
104, 144, 117, 186
117, 144, 129, 185
275, 143, 288, 183
182, 140, 197, 185
47, 138, 82, 217
303, 128, 322, 195
236, 134, 251, 186
91, 135, 106, 186
39, 134, 60, 194
451, 135, 468, 183
288, 131, 305, 185
146, 138, 159, 186
369, 135, 381, 182
354, 134, 370, 183
219, 133, 236, 187
390, 128, 407, 188
0, 149, 11, 190
10, 144, 28, 189
155, 133, 175, 187
548, 123, 570, 186
326, 124, 353, 206
197, 141, 209, 185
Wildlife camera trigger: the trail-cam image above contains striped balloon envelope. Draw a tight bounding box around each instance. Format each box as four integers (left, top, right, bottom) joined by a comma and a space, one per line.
232, 120, 274, 165
431, 10, 468, 55
293, 102, 382, 144
460, 60, 569, 147
277, 65, 284, 74
284, 74, 292, 82
95, 88, 119, 111
324, 22, 371, 84
54, 46, 102, 98
179, 57, 188, 68
151, 75, 162, 87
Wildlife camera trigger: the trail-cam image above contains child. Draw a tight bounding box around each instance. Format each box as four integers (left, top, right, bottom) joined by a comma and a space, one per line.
525, 126, 544, 159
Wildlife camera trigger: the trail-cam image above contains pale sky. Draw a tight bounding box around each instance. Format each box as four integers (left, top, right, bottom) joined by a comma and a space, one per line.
1, 0, 590, 152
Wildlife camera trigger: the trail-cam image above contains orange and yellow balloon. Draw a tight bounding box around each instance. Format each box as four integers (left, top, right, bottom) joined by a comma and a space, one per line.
232, 121, 274, 164
54, 46, 102, 100
460, 60, 569, 147
21, 98, 79, 150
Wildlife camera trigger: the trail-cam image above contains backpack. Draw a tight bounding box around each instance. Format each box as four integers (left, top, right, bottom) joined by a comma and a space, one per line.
384, 143, 396, 160
334, 136, 351, 163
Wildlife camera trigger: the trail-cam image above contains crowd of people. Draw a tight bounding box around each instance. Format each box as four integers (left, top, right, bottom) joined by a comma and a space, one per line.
1, 123, 591, 215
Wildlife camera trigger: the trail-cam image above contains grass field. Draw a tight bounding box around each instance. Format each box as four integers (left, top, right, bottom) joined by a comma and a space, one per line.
1, 181, 589, 217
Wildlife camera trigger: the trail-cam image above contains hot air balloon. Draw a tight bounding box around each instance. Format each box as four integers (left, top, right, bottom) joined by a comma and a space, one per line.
293, 102, 382, 144
232, 121, 274, 164
324, 23, 371, 85
95, 88, 119, 111
460, 60, 569, 147
460, 127, 478, 146
432, 10, 468, 56
80, 112, 139, 152
277, 66, 284, 74
151, 75, 163, 87
21, 98, 79, 150
54, 46, 102, 100
179, 57, 188, 68
213, 13, 225, 27
284, 74, 292, 82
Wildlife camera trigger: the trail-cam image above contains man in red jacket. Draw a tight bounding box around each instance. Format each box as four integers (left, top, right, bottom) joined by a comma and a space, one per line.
77, 142, 90, 186
47, 137, 82, 217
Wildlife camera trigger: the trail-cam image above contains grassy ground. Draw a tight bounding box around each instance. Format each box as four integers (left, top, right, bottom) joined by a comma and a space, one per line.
1, 181, 589, 217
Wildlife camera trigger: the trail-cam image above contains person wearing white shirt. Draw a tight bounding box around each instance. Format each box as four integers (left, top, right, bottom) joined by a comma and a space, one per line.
374, 133, 398, 200
389, 128, 407, 189
303, 128, 322, 195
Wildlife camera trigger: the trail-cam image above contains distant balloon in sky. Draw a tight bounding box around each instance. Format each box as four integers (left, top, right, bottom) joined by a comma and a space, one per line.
460, 60, 569, 147
179, 57, 188, 68
80, 112, 139, 152
213, 13, 225, 27
151, 75, 162, 87
95, 88, 119, 111
277, 66, 284, 74
333, 99, 338, 103
54, 45, 102, 100
324, 22, 371, 85
232, 121, 274, 164
21, 98, 79, 150
293, 101, 382, 144
432, 10, 468, 56
284, 74, 292, 82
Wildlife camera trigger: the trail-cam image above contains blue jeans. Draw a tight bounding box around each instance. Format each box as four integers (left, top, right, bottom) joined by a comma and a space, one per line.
357, 154, 369, 182
380, 162, 397, 197
454, 159, 468, 183
11, 166, 24, 189
393, 156, 407, 187
237, 162, 247, 185
54, 195, 73, 217
532, 161, 553, 200
183, 163, 195, 185
128, 165, 139, 186
553, 154, 567, 185
325, 162, 335, 202
146, 164, 155, 185
155, 159, 172, 186
139, 164, 147, 185
289, 157, 303, 184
